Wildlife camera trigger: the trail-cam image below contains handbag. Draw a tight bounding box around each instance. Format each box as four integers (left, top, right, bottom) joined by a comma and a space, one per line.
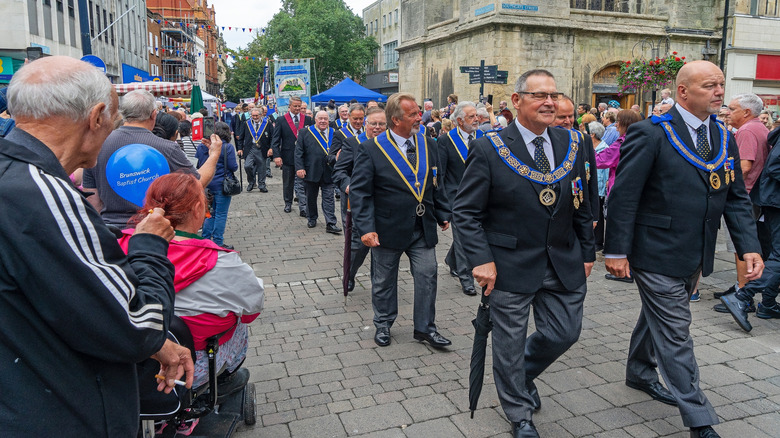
221, 145, 242, 196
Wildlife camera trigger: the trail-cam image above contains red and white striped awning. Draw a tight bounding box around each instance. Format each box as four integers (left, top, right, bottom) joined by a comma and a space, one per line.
113, 81, 193, 97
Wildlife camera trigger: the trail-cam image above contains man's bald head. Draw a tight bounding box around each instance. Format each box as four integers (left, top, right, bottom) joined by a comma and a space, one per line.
8, 56, 113, 122
676, 60, 725, 119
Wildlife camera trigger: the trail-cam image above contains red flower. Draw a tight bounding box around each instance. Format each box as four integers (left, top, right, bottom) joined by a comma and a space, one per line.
660, 70, 665, 74
673, 51, 678, 55
682, 56, 686, 60
626, 61, 631, 65
649, 61, 654, 66
675, 57, 681, 61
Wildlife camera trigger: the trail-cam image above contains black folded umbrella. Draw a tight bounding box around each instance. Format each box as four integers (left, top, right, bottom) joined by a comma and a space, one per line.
468, 288, 492, 418
342, 199, 353, 305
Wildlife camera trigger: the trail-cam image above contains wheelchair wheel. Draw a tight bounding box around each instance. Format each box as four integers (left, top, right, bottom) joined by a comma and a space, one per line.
243, 382, 256, 425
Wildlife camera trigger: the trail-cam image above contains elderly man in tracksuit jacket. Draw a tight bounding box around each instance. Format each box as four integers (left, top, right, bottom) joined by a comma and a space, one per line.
0, 56, 194, 437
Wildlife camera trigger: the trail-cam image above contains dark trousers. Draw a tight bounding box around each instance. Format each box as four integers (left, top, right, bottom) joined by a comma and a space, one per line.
244, 147, 267, 188
282, 165, 307, 212
345, 191, 371, 280
444, 221, 474, 289
594, 196, 606, 248
739, 206, 780, 306
626, 267, 718, 428
304, 179, 336, 226
265, 157, 273, 177
490, 264, 586, 422
370, 228, 438, 333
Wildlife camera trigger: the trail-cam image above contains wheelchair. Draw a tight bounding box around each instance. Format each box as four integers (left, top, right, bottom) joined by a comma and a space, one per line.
138, 317, 256, 438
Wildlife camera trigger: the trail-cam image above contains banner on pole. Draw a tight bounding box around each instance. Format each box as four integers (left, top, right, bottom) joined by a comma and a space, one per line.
274, 58, 311, 114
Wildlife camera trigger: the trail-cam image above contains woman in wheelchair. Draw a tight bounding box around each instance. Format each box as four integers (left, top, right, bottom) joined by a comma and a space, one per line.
119, 172, 265, 391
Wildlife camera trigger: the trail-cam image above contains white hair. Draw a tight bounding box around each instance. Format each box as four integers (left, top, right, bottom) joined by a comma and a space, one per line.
731, 93, 764, 118
476, 108, 490, 118
120, 90, 156, 123
589, 121, 606, 140
496, 115, 508, 128
451, 101, 477, 123
8, 60, 112, 122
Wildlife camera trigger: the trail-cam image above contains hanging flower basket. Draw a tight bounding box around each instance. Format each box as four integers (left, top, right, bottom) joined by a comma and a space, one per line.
617, 52, 686, 96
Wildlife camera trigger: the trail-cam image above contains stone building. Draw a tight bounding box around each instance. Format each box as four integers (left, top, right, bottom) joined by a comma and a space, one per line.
724, 0, 780, 116
397, 0, 727, 111
363, 0, 402, 96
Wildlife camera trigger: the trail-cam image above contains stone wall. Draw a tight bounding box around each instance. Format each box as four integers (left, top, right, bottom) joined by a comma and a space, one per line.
397, 0, 725, 108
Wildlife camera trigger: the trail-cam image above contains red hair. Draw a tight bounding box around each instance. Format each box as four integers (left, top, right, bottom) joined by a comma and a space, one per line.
129, 172, 205, 228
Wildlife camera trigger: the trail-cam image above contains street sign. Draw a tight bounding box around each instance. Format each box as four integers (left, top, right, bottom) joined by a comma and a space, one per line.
460, 65, 498, 75
469, 70, 508, 81
483, 78, 509, 84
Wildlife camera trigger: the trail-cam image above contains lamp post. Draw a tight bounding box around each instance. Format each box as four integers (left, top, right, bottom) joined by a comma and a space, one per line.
632, 36, 670, 113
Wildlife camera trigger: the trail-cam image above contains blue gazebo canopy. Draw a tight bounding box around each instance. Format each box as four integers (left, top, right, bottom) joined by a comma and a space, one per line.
311, 78, 387, 104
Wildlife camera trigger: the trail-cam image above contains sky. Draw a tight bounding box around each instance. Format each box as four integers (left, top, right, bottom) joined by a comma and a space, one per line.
208, 0, 376, 51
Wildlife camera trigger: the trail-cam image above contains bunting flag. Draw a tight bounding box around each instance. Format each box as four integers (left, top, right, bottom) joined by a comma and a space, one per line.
150, 18, 266, 34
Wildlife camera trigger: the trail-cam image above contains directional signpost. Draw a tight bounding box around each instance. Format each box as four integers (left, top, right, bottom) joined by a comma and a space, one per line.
460, 60, 508, 100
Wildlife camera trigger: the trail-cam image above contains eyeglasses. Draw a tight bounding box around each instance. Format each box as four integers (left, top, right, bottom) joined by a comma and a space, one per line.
367, 122, 387, 127
519, 91, 563, 101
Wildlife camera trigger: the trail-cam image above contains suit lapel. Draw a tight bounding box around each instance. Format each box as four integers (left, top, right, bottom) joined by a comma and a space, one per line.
550, 127, 572, 214
668, 106, 710, 187
502, 123, 544, 200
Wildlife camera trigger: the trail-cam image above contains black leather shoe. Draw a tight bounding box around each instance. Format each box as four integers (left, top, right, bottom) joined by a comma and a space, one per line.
413, 330, 451, 348
690, 425, 720, 438
266, 173, 273, 178
527, 380, 541, 411
347, 279, 355, 292
462, 286, 477, 296
374, 327, 390, 347
307, 219, 316, 228
714, 284, 736, 299
258, 186, 268, 193
216, 368, 249, 403
605, 273, 634, 283
625, 380, 677, 406
326, 224, 342, 234
511, 420, 539, 438
720, 292, 753, 332
300, 210, 307, 217
284, 204, 292, 213
713, 302, 755, 313
246, 182, 255, 191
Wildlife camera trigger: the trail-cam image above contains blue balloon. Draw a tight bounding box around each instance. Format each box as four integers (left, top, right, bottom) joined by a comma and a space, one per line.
106, 144, 170, 207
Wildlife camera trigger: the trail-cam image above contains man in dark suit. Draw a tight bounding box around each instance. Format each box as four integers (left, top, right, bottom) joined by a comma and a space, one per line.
454, 69, 595, 438
238, 108, 272, 192
332, 106, 386, 291
350, 93, 452, 349
295, 110, 341, 234
330, 104, 350, 130
438, 101, 482, 296
271, 96, 312, 215
554, 97, 600, 230
330, 103, 366, 224
605, 61, 763, 438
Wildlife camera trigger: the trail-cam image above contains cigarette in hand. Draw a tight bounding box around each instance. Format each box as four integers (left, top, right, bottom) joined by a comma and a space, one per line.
155, 374, 186, 386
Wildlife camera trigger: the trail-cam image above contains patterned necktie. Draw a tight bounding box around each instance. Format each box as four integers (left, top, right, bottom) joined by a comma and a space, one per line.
293, 114, 299, 125
532, 136, 551, 174
695, 124, 710, 160
254, 122, 259, 131
467, 133, 473, 147
405, 139, 416, 165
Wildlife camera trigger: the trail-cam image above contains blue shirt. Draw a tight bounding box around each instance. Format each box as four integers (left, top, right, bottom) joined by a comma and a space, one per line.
197, 141, 238, 193
602, 123, 620, 146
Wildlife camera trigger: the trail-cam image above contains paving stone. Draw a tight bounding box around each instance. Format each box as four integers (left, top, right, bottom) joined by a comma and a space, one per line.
288, 414, 345, 437
286, 355, 342, 376
400, 393, 458, 422
550, 388, 612, 415
586, 407, 644, 430
401, 418, 464, 438
340, 402, 413, 436
450, 409, 512, 438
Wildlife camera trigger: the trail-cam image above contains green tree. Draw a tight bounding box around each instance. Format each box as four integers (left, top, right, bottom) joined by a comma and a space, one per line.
223, 35, 268, 103
261, 0, 378, 94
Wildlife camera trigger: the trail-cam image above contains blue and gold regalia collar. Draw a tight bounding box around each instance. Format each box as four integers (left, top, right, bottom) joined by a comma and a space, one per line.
246, 117, 269, 143
308, 126, 334, 155
446, 128, 484, 163
653, 112, 729, 178
374, 130, 429, 202
485, 130, 578, 185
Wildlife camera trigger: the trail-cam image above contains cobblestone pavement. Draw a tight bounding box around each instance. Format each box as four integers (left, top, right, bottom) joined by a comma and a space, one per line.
223, 167, 780, 438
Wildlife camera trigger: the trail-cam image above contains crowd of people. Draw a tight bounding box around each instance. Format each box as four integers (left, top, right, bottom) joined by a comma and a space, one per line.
1, 55, 780, 438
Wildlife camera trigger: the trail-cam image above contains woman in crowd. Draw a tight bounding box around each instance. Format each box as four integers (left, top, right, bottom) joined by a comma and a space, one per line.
759, 109, 774, 130
579, 113, 596, 135
589, 121, 609, 252
177, 120, 199, 165
153, 111, 179, 142
121, 172, 264, 390
197, 121, 238, 249
428, 109, 442, 138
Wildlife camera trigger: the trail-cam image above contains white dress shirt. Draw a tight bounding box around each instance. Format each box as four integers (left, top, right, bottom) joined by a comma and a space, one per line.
514, 118, 556, 168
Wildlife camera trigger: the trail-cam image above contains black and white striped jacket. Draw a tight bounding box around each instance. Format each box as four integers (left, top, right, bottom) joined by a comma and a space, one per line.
0, 128, 175, 436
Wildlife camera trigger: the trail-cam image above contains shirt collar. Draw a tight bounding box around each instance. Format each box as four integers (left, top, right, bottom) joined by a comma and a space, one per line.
675, 103, 709, 131
388, 129, 412, 147
514, 118, 552, 147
